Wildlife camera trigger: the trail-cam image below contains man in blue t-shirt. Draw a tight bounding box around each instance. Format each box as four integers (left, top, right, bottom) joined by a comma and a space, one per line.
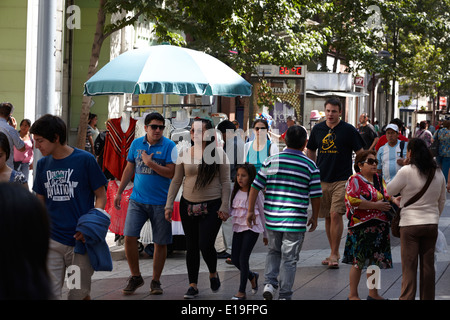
114, 112, 177, 296
31, 114, 107, 300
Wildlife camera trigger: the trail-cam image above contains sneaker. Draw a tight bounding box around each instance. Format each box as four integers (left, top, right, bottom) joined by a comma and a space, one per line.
263, 283, 276, 300
210, 274, 221, 292
150, 280, 163, 295
122, 275, 144, 295
184, 286, 199, 299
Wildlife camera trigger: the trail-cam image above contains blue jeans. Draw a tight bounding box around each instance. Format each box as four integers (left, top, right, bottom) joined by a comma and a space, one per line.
264, 230, 305, 299
440, 156, 450, 183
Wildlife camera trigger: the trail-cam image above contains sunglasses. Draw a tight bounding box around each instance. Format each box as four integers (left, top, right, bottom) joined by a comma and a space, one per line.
254, 127, 267, 131
360, 158, 378, 165
148, 124, 165, 131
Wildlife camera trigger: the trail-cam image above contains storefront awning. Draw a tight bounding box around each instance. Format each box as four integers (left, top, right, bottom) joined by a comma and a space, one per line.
306, 90, 369, 98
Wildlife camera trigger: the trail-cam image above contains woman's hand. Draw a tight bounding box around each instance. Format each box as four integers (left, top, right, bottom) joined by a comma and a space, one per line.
375, 200, 392, 212
218, 211, 229, 221
165, 209, 173, 222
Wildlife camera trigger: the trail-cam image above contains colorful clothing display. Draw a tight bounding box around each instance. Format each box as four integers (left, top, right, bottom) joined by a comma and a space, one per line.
102, 117, 137, 181
105, 180, 133, 235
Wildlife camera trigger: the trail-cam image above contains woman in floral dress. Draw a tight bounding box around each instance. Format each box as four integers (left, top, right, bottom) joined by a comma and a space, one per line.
343, 150, 396, 300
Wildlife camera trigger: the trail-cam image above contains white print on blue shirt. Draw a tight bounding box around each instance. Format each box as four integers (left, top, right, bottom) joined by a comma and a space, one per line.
135, 149, 165, 175
44, 168, 79, 201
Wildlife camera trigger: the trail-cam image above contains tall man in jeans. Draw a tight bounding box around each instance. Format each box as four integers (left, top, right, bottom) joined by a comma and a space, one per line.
307, 98, 364, 269
247, 125, 322, 300
114, 112, 177, 295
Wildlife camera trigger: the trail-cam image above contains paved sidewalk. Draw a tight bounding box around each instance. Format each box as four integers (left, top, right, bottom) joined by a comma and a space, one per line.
63, 195, 450, 302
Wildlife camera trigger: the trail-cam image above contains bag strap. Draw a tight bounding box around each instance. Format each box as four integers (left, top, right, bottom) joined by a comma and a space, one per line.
404, 168, 435, 208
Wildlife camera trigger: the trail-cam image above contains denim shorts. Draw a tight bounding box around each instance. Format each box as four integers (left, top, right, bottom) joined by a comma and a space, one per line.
123, 199, 172, 245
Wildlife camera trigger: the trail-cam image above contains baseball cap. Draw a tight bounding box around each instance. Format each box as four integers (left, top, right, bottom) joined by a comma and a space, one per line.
385, 124, 399, 132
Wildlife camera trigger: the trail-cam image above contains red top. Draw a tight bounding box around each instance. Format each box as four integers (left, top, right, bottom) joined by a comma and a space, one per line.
102, 117, 137, 180
374, 133, 408, 151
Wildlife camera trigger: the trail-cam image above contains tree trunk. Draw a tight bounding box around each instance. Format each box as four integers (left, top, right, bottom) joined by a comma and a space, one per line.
75, 0, 107, 149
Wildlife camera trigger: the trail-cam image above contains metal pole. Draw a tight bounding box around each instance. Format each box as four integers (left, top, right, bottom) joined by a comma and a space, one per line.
35, 0, 56, 118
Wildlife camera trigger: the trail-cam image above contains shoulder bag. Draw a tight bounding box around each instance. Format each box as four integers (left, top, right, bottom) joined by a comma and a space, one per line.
430, 129, 440, 157
374, 174, 398, 221
391, 168, 435, 237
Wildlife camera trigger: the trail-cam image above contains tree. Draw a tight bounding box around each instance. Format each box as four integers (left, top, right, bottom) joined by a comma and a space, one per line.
149, 0, 329, 112
75, 0, 160, 149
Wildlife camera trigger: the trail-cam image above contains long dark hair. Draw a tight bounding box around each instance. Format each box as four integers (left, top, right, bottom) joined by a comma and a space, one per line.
193, 118, 220, 190
407, 138, 437, 176
0, 183, 52, 299
0, 131, 11, 160
230, 163, 257, 204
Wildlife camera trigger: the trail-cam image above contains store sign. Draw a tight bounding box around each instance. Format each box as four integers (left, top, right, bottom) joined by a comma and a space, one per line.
354, 76, 365, 87
253, 64, 306, 78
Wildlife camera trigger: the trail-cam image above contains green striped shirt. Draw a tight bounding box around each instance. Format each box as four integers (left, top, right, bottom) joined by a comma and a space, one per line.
252, 149, 322, 232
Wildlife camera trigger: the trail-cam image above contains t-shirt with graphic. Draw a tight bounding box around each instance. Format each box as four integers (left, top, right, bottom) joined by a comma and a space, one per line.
376, 140, 407, 184
127, 135, 177, 205
33, 148, 107, 246
307, 120, 364, 183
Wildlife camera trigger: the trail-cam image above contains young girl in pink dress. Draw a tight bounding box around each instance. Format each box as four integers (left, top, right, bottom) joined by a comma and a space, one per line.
230, 163, 267, 300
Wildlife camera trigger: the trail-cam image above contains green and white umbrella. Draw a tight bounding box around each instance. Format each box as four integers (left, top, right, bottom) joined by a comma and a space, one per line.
84, 45, 252, 97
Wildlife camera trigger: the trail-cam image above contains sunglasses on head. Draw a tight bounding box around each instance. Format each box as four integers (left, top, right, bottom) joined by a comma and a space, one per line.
360, 158, 378, 165
148, 124, 165, 131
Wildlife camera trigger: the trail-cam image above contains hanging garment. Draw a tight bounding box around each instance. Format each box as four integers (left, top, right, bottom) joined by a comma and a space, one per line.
105, 180, 133, 235
102, 117, 137, 180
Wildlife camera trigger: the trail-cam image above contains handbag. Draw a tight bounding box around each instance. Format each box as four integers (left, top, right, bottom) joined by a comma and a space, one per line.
391, 168, 435, 237
430, 129, 440, 157
373, 174, 398, 221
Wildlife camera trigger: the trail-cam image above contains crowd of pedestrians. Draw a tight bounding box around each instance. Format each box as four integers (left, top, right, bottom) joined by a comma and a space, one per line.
0, 98, 448, 301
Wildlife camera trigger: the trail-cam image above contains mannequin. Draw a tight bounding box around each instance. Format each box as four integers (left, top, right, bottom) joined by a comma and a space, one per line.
121, 111, 131, 133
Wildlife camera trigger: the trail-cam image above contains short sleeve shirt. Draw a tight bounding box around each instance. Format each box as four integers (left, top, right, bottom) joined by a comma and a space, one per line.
33, 148, 107, 246
127, 135, 177, 205
307, 121, 364, 183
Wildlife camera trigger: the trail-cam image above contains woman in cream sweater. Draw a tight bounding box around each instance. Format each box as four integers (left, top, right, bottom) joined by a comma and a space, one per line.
387, 138, 446, 300
165, 118, 231, 299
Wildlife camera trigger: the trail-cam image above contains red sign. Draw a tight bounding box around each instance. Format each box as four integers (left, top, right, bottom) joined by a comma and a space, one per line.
440, 97, 447, 107
354, 76, 364, 87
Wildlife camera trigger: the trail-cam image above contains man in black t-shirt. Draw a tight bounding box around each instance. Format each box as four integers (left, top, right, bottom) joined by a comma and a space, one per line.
358, 113, 379, 150
306, 98, 364, 269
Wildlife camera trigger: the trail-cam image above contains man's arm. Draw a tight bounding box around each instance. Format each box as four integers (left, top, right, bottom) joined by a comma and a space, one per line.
114, 161, 135, 210
307, 197, 321, 232
93, 185, 107, 209
246, 186, 260, 228
306, 148, 317, 163
141, 151, 176, 179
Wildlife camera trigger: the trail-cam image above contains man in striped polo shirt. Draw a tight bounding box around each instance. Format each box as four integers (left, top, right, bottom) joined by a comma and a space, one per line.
247, 125, 322, 300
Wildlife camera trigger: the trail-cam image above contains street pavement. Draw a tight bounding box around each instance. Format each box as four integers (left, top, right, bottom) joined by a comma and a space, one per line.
62, 195, 450, 303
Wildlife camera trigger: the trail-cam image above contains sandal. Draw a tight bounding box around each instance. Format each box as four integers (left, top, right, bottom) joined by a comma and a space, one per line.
250, 272, 259, 294
328, 258, 339, 269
